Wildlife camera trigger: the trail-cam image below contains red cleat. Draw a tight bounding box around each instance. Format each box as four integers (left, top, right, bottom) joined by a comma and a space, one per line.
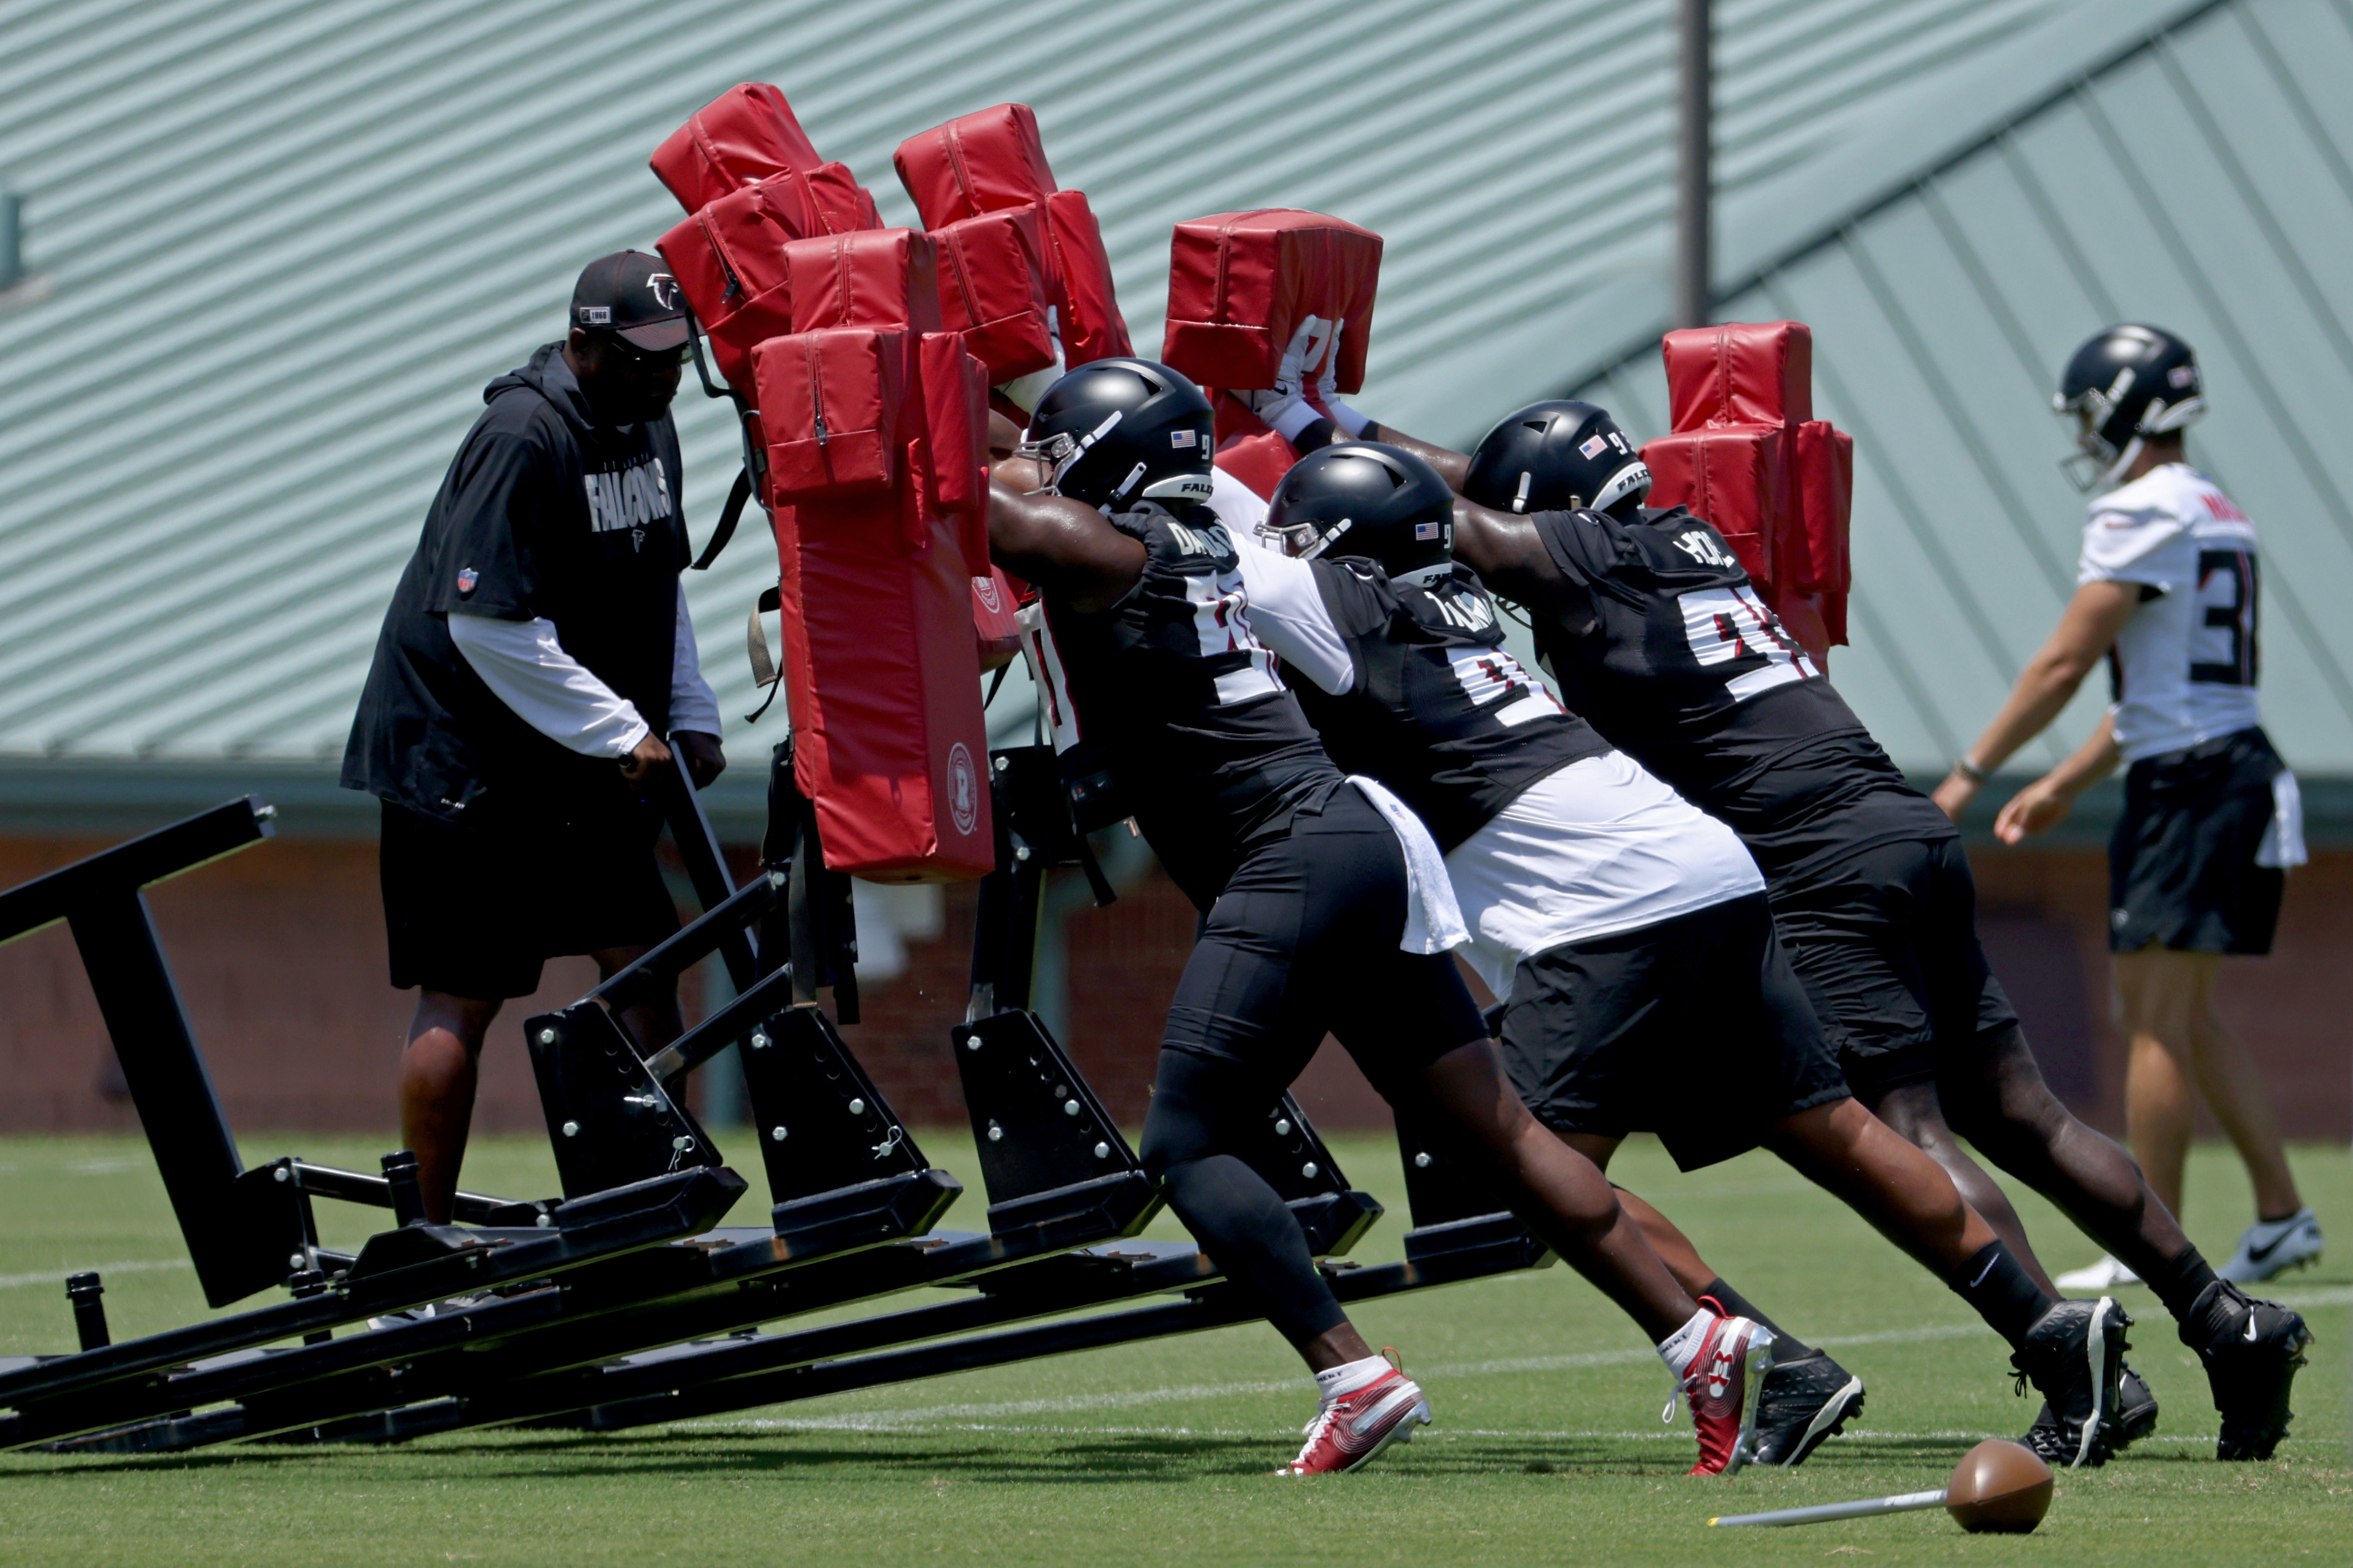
1276, 1358, 1431, 1476
1682, 1310, 1774, 1476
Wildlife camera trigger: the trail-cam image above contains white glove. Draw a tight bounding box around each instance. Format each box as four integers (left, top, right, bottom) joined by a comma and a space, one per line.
1242, 317, 1335, 442
1313, 321, 1371, 437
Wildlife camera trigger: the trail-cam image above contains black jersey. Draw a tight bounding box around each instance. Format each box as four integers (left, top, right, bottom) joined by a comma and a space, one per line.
1527, 505, 1952, 882
1037, 507, 1340, 908
1264, 558, 1612, 851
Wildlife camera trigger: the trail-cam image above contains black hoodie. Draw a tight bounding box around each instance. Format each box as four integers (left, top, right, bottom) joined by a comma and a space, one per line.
341, 343, 687, 825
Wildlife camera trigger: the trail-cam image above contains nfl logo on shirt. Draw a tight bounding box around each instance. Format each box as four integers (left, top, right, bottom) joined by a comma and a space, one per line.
456, 567, 479, 596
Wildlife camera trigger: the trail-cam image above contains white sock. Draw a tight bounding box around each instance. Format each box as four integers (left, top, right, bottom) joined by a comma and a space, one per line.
1657, 1306, 1715, 1380
1314, 1353, 1392, 1402
1324, 395, 1371, 438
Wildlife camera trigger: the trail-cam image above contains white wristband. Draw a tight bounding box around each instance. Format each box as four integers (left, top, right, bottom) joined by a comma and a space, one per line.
1265, 397, 1323, 443
1324, 396, 1370, 438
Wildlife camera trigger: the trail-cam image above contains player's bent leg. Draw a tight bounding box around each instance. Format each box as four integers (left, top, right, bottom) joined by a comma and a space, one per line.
1764, 1096, 2131, 1466
1867, 1075, 2060, 1294
399, 989, 501, 1224
2181, 966, 2308, 1245
1140, 1042, 1433, 1476
1417, 1040, 1691, 1339
1414, 1041, 1775, 1474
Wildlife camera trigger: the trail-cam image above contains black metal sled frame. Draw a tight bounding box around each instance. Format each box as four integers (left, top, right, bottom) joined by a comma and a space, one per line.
0, 799, 752, 1436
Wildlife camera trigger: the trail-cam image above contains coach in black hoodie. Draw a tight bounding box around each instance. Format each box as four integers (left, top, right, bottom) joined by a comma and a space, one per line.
343, 251, 724, 1223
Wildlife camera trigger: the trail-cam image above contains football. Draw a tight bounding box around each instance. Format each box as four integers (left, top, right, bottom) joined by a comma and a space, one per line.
1944, 1439, 2055, 1534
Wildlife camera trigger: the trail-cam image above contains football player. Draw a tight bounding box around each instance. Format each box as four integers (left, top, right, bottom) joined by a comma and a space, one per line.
986, 359, 1771, 1477
1934, 326, 2319, 1292
1339, 385, 2309, 1465
1238, 440, 2136, 1470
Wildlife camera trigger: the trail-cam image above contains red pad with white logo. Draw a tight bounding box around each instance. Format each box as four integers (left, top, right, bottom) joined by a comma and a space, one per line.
752, 329, 911, 504
971, 566, 1023, 672
775, 487, 995, 881
928, 210, 1057, 383
650, 83, 822, 214
1645, 321, 1849, 662
1162, 210, 1381, 394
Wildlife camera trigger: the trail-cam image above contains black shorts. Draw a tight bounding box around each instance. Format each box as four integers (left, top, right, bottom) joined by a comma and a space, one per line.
1492, 893, 1849, 1172
379, 797, 680, 1000
1158, 783, 1488, 1096
1767, 836, 2020, 1099
2109, 726, 2286, 956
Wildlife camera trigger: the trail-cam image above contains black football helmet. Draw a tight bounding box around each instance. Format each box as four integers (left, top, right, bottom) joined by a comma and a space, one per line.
1463, 400, 1651, 518
1263, 442, 1457, 577
2055, 324, 2205, 492
1015, 358, 1215, 511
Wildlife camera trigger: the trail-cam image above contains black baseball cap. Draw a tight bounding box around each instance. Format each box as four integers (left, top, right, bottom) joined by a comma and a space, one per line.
570, 250, 688, 351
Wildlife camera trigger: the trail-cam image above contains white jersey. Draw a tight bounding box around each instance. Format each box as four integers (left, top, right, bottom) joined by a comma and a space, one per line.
2077, 463, 2262, 763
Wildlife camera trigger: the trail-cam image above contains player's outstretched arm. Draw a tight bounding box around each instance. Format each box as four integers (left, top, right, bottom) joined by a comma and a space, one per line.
1933, 579, 2139, 819
983, 471, 1147, 613
1448, 496, 1566, 606
1993, 713, 2120, 844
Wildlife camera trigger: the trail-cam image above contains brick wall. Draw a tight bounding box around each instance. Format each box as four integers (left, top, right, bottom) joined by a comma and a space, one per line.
2, 833, 2345, 1142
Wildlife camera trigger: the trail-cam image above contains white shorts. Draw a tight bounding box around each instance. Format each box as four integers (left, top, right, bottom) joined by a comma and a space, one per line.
1445, 751, 1764, 1004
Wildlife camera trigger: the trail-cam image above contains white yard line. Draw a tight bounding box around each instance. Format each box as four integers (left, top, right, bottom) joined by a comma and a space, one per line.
676, 1288, 2349, 1435
0, 1258, 190, 1290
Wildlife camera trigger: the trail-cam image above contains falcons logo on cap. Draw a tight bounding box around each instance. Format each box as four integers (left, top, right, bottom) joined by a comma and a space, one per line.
647, 273, 679, 310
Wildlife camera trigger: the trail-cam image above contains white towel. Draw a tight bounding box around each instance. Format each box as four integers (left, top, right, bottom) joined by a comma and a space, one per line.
2256, 768, 2307, 870
1347, 776, 1469, 954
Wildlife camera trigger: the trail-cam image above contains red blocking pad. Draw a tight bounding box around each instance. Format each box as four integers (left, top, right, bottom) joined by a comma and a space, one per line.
775, 492, 995, 881
1646, 321, 1851, 661
1040, 189, 1131, 365
1162, 210, 1381, 393
752, 330, 912, 505
1662, 320, 1814, 430
893, 103, 1057, 230
651, 83, 822, 214
785, 230, 943, 335
929, 210, 1057, 382
1213, 429, 1300, 502
1641, 426, 1787, 589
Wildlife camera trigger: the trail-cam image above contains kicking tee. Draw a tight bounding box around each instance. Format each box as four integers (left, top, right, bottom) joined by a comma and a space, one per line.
1525, 505, 1953, 884
1033, 505, 1339, 909
2077, 463, 2262, 763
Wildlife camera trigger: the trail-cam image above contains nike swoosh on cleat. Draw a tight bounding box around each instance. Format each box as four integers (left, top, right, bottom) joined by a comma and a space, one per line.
2242, 1228, 2302, 1264
2244, 1314, 2260, 1343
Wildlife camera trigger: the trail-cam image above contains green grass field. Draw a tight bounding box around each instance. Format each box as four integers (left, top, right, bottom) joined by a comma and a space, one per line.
1, 1131, 2344, 1565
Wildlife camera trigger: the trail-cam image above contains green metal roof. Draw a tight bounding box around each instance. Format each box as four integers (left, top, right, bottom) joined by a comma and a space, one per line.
3, 0, 2334, 834
1566, 0, 2353, 780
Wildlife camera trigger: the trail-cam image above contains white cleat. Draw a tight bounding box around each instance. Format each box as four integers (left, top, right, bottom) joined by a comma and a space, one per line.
2219, 1209, 2323, 1284
2055, 1254, 2143, 1292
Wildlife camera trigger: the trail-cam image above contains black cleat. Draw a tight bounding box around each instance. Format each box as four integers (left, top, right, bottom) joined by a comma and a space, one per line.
1750, 1350, 1865, 1466
2010, 1295, 2130, 1468
2185, 1280, 2311, 1461
2024, 1361, 2156, 1460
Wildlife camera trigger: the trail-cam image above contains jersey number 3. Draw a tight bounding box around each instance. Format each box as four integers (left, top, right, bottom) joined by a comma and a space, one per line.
1680, 584, 1820, 703
2191, 548, 2259, 688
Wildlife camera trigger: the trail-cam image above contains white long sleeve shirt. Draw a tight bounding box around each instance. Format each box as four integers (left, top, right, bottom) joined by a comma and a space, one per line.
449, 582, 721, 757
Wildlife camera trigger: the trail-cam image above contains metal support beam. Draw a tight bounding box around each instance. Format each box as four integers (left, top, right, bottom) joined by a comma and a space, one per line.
1674, 0, 1713, 330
